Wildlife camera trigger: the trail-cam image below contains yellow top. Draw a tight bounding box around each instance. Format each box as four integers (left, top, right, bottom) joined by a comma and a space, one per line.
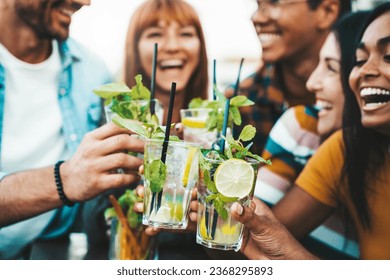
296, 130, 390, 259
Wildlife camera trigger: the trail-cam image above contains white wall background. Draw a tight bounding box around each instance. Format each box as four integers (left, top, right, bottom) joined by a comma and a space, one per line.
70, 0, 262, 90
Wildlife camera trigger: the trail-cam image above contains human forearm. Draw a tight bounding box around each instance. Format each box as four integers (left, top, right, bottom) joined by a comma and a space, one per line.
231, 199, 319, 260
272, 186, 333, 239
0, 123, 145, 227
0, 166, 62, 227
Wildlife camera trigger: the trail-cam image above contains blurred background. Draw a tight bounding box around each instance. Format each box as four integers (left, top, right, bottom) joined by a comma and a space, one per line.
70, 0, 388, 94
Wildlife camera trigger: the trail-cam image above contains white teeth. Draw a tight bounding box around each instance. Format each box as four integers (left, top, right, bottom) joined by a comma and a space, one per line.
364, 102, 386, 109
61, 9, 74, 16
160, 60, 183, 68
315, 100, 332, 110
361, 87, 390, 97
258, 33, 280, 43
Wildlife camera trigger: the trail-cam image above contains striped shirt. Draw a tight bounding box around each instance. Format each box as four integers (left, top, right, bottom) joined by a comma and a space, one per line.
256, 105, 320, 203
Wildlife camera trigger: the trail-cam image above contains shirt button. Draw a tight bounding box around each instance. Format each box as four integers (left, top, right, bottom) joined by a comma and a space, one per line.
70, 134, 78, 141
60, 88, 67, 96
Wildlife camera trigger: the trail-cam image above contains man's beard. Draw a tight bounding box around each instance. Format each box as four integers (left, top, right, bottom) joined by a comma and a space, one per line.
14, 0, 66, 41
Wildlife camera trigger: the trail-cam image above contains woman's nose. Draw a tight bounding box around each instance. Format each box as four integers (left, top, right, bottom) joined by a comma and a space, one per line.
359, 58, 380, 79
161, 35, 180, 52
306, 68, 322, 93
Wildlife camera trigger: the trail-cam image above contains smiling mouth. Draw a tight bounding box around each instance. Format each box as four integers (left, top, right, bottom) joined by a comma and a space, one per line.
258, 33, 280, 45
360, 87, 390, 109
60, 8, 74, 17
159, 59, 184, 70
314, 100, 333, 112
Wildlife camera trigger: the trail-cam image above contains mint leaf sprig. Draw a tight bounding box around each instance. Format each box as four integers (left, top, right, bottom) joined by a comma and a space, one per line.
224, 125, 272, 165
200, 125, 271, 220
144, 159, 167, 194
188, 86, 254, 132
104, 190, 143, 229
112, 114, 179, 142
93, 74, 156, 124
206, 193, 239, 220
203, 169, 238, 220
112, 114, 179, 194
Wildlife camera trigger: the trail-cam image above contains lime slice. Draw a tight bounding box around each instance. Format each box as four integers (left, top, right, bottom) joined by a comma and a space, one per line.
199, 216, 210, 239
151, 205, 171, 223
169, 202, 183, 221
182, 147, 198, 187
221, 223, 240, 235
182, 117, 207, 128
214, 159, 254, 199
214, 226, 241, 244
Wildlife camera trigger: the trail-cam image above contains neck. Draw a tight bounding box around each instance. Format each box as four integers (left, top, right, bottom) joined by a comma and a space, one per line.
277, 59, 317, 106
155, 89, 186, 125
0, 6, 52, 63
276, 34, 327, 106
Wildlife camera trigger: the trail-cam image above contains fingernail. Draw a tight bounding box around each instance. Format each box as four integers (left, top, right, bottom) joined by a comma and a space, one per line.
233, 202, 243, 215
135, 203, 143, 212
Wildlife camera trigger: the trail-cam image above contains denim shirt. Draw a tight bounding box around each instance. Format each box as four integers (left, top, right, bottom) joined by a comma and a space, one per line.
0, 38, 112, 259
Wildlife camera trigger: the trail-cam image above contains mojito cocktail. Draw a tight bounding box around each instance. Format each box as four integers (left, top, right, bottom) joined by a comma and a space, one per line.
181, 108, 226, 149
143, 140, 201, 229
105, 191, 157, 260
197, 152, 259, 251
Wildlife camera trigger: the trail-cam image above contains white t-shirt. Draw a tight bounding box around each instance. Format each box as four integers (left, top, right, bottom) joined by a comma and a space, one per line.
0, 41, 69, 173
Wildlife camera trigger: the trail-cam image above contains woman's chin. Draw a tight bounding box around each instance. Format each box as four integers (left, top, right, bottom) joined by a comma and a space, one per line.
158, 82, 187, 93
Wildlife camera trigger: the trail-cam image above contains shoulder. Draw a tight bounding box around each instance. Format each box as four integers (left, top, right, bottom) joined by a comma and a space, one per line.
301, 129, 345, 176
295, 130, 345, 207
225, 65, 266, 97
269, 105, 319, 148
293, 105, 318, 133
240, 64, 269, 90
303, 130, 345, 169
318, 130, 344, 154
63, 38, 101, 61
60, 38, 112, 79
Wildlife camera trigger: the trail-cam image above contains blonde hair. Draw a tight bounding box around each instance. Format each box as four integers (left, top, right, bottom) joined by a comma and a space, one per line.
124, 0, 209, 106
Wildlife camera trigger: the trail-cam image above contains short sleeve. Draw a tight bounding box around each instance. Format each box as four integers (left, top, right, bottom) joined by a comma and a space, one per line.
295, 130, 345, 207
263, 105, 320, 181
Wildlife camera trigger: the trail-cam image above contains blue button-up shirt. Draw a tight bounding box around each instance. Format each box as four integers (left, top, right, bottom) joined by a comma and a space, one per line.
0, 38, 112, 259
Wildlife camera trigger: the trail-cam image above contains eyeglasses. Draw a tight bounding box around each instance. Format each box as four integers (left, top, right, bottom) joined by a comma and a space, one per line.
254, 0, 309, 20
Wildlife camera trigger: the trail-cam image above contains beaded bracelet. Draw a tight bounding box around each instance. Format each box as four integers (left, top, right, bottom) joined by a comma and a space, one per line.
54, 160, 75, 207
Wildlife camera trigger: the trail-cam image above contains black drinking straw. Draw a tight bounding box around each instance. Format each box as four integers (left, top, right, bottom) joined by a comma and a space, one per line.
219, 58, 244, 151
156, 82, 176, 210
219, 99, 230, 153
213, 59, 217, 100
161, 82, 176, 163
233, 58, 244, 97
150, 43, 158, 115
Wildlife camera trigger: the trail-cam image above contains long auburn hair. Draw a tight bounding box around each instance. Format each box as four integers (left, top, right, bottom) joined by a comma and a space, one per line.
123, 0, 208, 106
342, 3, 390, 229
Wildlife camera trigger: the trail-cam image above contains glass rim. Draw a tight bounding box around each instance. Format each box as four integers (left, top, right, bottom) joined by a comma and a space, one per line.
105, 98, 162, 108
145, 139, 203, 149
180, 108, 213, 113
203, 154, 261, 166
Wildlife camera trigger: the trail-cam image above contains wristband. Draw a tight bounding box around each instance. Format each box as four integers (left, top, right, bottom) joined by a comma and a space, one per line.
54, 160, 75, 207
